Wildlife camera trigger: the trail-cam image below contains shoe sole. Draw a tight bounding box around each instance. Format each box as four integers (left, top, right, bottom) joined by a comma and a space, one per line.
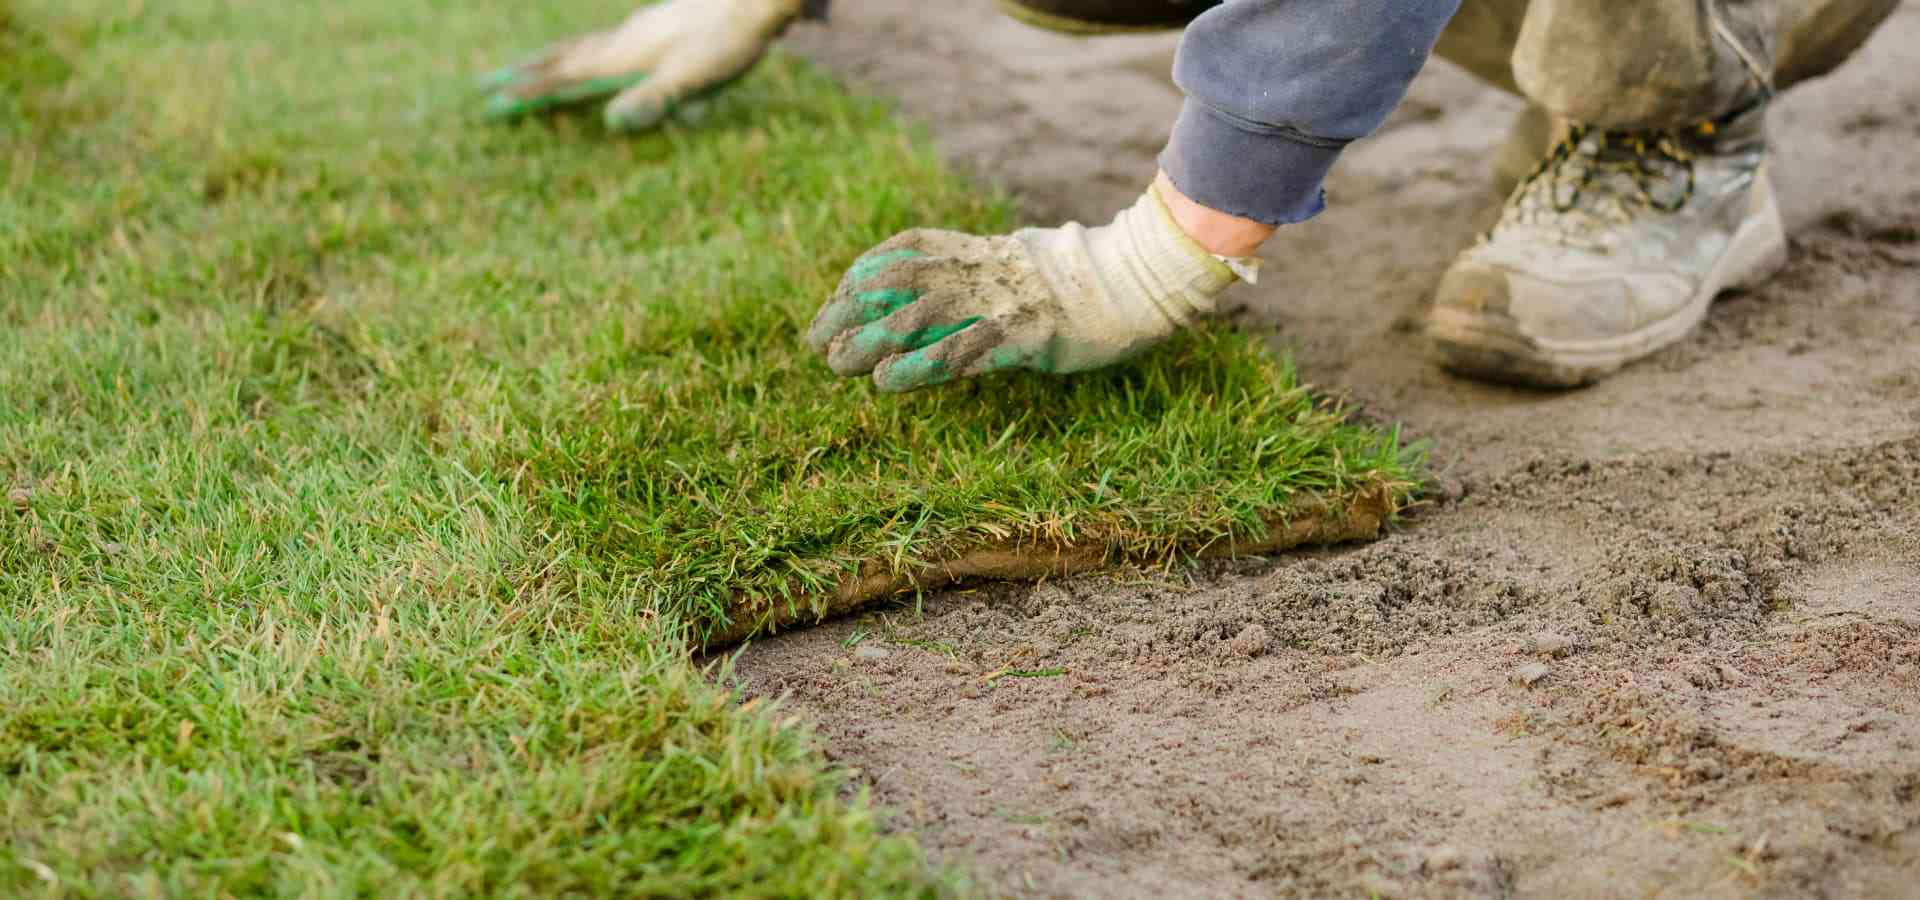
1427, 171, 1789, 388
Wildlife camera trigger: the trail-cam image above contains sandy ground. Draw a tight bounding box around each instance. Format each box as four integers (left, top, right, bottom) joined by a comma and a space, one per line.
735, 4, 1920, 896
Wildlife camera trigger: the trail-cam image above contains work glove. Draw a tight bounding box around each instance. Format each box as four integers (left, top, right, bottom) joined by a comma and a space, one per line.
807, 188, 1253, 392
480, 0, 811, 133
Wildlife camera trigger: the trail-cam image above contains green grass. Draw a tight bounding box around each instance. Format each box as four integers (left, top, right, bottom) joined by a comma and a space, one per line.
1, 0, 1416, 893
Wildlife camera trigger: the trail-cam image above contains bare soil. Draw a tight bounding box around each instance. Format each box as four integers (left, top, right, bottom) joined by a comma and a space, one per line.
734, 4, 1920, 896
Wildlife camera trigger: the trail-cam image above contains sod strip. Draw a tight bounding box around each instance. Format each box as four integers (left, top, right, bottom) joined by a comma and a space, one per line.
513, 319, 1421, 648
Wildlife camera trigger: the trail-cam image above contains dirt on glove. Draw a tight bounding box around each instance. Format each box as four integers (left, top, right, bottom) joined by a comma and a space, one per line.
729, 5, 1920, 897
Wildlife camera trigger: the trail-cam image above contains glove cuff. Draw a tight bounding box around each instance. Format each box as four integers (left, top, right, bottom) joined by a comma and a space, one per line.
1122, 187, 1241, 316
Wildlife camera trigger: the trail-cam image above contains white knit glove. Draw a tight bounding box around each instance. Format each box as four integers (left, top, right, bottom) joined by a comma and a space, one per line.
807, 188, 1250, 392
480, 0, 808, 133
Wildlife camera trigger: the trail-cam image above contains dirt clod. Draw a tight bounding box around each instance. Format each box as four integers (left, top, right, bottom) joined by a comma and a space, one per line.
1422, 845, 1466, 873
1528, 632, 1574, 657
1513, 662, 1551, 687
1224, 624, 1270, 658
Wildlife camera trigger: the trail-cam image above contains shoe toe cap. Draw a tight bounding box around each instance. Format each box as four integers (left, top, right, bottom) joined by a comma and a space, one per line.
1434, 255, 1689, 345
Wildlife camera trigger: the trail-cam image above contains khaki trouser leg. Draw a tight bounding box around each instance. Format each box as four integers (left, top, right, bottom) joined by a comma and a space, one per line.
1434, 0, 1901, 127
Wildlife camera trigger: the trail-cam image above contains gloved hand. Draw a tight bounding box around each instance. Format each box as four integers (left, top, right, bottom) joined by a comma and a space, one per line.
480, 0, 809, 133
807, 188, 1251, 392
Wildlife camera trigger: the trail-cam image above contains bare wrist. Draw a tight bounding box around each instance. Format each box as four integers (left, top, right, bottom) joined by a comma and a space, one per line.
1152, 171, 1277, 258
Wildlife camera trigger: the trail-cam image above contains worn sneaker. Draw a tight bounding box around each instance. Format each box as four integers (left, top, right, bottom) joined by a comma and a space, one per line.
1427, 105, 1787, 387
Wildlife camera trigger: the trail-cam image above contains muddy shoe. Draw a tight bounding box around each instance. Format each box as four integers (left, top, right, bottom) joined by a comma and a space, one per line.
1428, 105, 1788, 388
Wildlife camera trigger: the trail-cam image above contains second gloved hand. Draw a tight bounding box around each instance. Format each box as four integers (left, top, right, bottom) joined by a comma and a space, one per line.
807, 188, 1248, 393
481, 0, 810, 133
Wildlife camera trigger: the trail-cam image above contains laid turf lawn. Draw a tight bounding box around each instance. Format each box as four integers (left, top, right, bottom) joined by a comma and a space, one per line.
2, 0, 1418, 893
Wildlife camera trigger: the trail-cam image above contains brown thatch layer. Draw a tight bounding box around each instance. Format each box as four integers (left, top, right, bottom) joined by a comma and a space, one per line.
708, 482, 1400, 648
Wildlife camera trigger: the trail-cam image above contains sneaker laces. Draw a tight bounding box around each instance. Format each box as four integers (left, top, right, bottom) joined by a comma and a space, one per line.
1507, 123, 1707, 236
